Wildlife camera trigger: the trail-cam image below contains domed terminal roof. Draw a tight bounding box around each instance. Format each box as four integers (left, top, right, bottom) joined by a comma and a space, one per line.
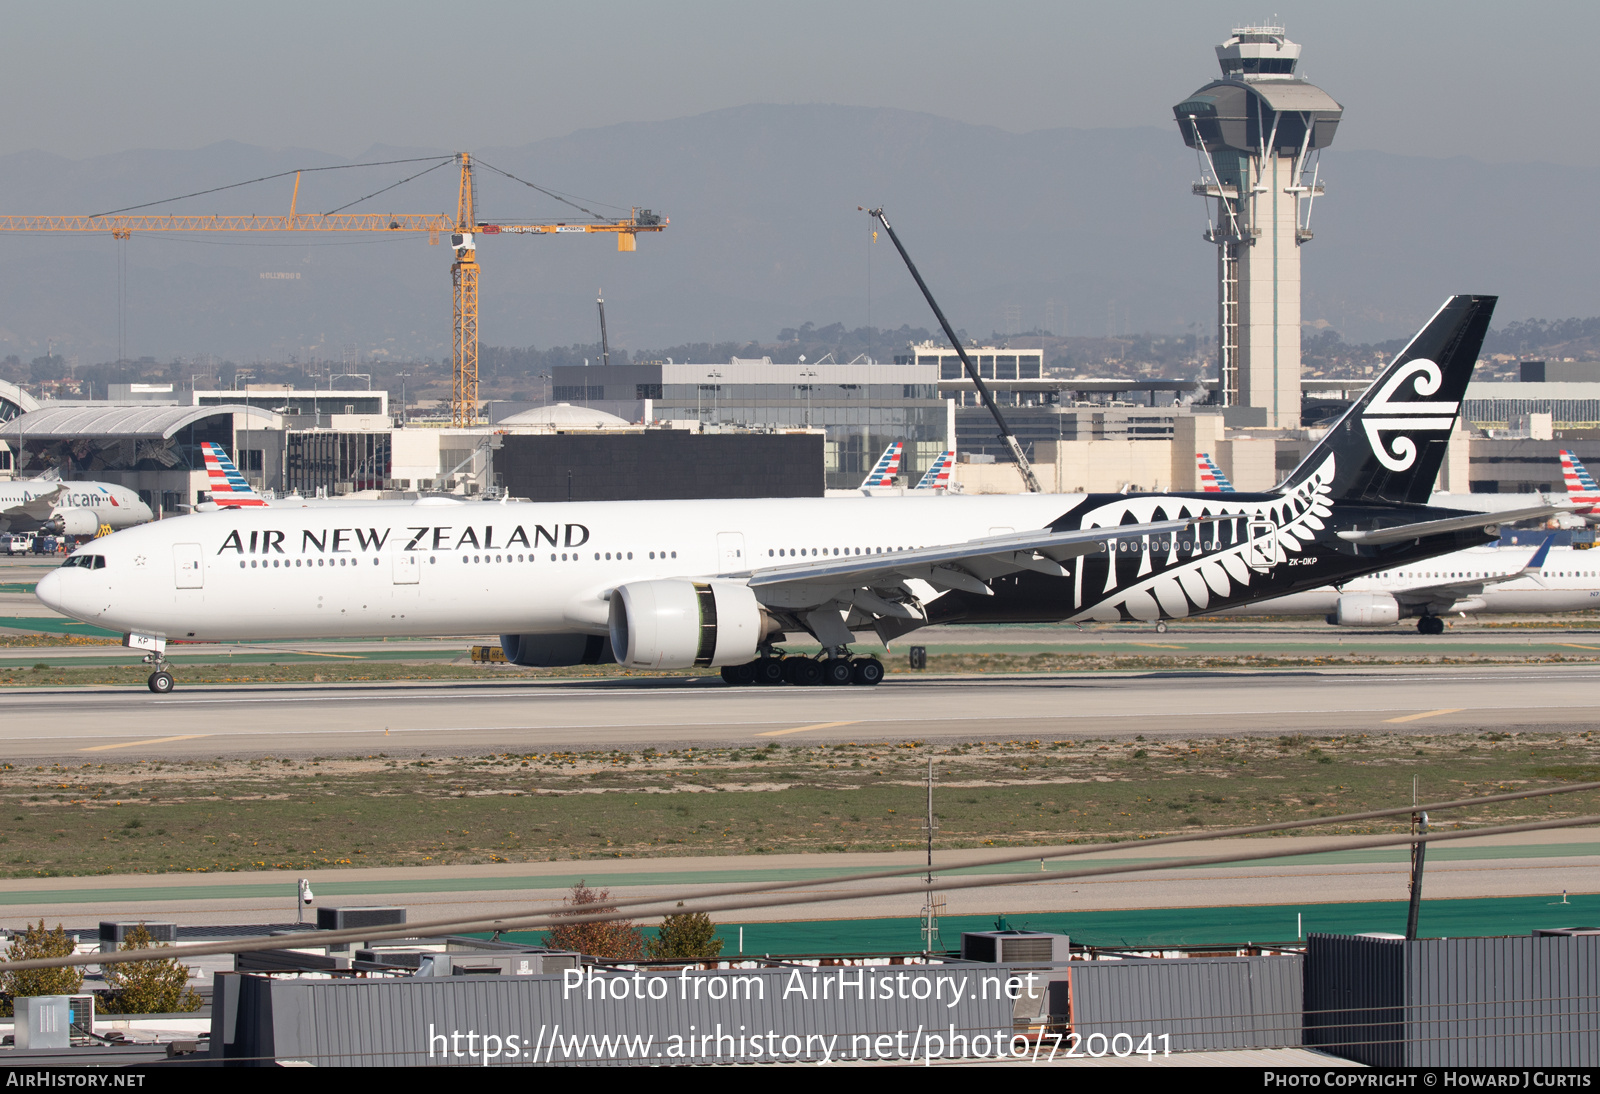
498, 402, 632, 429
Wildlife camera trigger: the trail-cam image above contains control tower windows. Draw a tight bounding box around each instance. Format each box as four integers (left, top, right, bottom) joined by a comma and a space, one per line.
1219, 57, 1296, 75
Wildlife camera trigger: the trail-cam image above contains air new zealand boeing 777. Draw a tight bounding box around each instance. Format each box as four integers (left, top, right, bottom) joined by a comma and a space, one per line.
37, 295, 1557, 693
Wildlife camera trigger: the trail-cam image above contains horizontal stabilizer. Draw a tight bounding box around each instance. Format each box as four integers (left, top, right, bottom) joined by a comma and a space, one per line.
1336, 505, 1571, 545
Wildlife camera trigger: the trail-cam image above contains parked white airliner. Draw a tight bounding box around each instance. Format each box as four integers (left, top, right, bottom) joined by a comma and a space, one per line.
0, 477, 151, 536
1224, 538, 1600, 632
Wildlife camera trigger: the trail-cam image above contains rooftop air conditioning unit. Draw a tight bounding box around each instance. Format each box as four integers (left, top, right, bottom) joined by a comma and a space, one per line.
317, 906, 407, 931
960, 931, 1069, 964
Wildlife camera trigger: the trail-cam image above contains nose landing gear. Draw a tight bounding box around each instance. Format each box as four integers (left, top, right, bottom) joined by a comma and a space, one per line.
141, 652, 175, 693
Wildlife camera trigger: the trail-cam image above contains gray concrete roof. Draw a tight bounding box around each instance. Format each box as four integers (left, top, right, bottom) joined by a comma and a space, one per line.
2, 402, 275, 439
1247, 80, 1343, 113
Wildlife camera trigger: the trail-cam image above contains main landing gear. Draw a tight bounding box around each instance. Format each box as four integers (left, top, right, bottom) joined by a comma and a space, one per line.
720, 651, 884, 687
1416, 615, 1445, 636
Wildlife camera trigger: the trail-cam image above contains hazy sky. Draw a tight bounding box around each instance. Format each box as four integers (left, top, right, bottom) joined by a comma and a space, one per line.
7, 0, 1598, 167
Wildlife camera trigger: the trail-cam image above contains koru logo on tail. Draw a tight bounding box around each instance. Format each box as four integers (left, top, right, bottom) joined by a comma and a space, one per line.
1360, 359, 1459, 471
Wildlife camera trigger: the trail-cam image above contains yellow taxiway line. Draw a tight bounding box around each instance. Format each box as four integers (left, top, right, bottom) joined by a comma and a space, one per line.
1383, 708, 1464, 724
79, 734, 211, 753
756, 720, 859, 738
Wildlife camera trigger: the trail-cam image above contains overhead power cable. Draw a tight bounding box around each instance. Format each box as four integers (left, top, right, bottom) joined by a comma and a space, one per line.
90, 156, 454, 217
4, 801, 1597, 974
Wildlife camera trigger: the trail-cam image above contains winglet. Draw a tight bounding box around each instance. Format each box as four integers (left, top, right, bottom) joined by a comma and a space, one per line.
1523, 535, 1556, 574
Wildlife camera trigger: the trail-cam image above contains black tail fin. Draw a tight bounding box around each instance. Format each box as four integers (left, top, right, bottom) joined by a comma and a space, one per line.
1281, 294, 1495, 506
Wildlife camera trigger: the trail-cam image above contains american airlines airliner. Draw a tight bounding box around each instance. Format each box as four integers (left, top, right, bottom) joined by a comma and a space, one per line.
36, 296, 1559, 693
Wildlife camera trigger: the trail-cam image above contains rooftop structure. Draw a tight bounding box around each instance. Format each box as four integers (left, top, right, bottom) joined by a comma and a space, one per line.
547, 359, 948, 490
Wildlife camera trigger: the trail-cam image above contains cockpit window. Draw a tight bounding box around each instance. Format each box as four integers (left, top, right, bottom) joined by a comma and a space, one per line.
62, 555, 105, 570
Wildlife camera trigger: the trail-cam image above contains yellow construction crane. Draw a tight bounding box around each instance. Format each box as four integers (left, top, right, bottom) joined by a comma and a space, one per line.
0, 153, 667, 425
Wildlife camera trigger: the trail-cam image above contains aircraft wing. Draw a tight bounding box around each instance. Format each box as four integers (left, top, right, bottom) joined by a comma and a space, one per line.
0, 484, 64, 522
1336, 506, 1573, 545
1383, 536, 1555, 610
745, 517, 1197, 607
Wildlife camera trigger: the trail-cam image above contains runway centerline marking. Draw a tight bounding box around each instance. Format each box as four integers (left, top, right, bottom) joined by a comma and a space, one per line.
1383, 708, 1465, 724
79, 734, 211, 752
756, 720, 861, 738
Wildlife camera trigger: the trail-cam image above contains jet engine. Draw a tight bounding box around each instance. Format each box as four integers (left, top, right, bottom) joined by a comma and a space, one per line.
499, 633, 613, 667
608, 579, 770, 669
1330, 592, 1400, 627
48, 509, 101, 536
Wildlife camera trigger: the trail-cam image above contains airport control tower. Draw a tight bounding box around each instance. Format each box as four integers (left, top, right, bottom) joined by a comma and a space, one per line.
1175, 27, 1342, 428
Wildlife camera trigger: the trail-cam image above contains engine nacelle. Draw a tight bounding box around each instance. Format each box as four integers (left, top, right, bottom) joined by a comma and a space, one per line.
499, 633, 613, 667
49, 509, 100, 536
1331, 592, 1400, 627
608, 579, 766, 669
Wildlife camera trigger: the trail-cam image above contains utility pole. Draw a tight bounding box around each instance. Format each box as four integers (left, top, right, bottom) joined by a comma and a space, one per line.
921, 758, 942, 955
1406, 775, 1428, 941
800, 366, 817, 428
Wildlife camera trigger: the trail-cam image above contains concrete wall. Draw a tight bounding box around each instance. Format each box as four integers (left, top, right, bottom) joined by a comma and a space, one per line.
1170, 413, 1226, 492
1434, 425, 1472, 493
390, 428, 448, 489
952, 433, 1327, 496
1210, 436, 1276, 492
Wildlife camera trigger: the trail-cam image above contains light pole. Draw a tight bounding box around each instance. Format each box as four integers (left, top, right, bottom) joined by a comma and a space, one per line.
396, 372, 409, 425
800, 366, 817, 428
707, 369, 722, 427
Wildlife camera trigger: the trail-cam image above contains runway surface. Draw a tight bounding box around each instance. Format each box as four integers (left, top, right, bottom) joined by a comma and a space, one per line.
2, 663, 1599, 759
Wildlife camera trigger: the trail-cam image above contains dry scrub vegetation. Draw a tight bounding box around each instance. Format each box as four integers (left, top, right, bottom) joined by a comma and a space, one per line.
0, 731, 1594, 877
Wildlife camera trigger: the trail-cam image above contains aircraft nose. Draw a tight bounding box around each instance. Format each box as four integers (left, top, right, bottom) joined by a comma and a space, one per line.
35, 569, 63, 612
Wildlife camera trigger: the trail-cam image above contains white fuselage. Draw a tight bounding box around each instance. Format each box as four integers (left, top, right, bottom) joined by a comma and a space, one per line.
1232, 544, 1600, 617
37, 494, 1076, 641
0, 479, 153, 532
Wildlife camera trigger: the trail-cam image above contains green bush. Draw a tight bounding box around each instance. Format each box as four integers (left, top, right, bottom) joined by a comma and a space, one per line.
98, 924, 202, 1014
0, 921, 84, 1016
647, 904, 724, 961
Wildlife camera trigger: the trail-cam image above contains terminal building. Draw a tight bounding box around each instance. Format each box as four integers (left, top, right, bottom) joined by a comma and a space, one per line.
536, 358, 949, 490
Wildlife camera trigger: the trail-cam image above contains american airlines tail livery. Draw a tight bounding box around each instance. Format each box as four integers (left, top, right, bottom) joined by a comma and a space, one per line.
38, 296, 1561, 694
196, 442, 271, 508
914, 451, 955, 491
858, 442, 903, 489
1197, 453, 1235, 493
1560, 449, 1600, 522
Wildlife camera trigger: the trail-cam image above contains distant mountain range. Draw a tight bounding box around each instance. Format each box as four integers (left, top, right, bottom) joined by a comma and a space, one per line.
0, 104, 1593, 364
